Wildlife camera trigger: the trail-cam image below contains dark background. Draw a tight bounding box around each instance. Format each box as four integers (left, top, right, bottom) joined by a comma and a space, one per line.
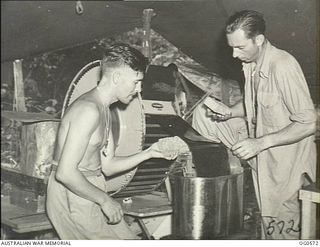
1, 0, 319, 103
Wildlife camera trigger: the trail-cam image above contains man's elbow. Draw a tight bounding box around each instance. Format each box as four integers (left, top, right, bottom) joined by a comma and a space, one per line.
101, 158, 117, 177
102, 168, 118, 177
308, 121, 317, 135
55, 169, 70, 184
291, 110, 317, 136
302, 121, 317, 137
102, 167, 116, 177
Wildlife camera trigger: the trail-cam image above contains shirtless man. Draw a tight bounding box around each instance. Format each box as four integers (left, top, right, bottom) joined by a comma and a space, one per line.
46, 43, 177, 239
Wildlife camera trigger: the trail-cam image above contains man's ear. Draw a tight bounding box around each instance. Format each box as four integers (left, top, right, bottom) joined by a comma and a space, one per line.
255, 34, 265, 47
112, 71, 121, 85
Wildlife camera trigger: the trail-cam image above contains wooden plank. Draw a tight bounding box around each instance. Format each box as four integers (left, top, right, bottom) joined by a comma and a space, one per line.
1, 199, 52, 234
6, 214, 52, 233
299, 189, 320, 203
1, 111, 60, 122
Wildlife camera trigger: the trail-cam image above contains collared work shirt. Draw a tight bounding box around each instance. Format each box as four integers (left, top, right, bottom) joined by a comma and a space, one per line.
242, 40, 317, 217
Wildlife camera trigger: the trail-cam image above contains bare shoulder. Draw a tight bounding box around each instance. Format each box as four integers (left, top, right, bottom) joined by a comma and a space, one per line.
63, 99, 101, 126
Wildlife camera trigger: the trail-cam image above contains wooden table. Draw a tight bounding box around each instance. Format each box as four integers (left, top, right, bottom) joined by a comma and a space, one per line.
299, 182, 320, 239
1, 197, 53, 239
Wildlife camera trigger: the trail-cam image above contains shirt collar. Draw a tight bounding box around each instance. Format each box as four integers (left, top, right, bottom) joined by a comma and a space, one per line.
257, 39, 272, 79
242, 39, 273, 79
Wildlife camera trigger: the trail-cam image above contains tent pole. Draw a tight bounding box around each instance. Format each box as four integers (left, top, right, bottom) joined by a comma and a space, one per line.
13, 59, 26, 112
142, 9, 155, 62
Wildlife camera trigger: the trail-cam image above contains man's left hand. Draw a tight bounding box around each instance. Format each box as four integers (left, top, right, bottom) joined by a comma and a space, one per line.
231, 138, 265, 160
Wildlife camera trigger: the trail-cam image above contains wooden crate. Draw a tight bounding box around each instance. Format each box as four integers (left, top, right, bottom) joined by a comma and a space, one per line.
1, 111, 60, 179
20, 121, 59, 178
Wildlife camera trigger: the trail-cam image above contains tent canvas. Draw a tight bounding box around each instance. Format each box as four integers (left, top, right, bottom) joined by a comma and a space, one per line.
1, 0, 319, 101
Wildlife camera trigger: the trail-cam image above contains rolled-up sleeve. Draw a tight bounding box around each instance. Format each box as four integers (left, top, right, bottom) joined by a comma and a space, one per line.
273, 54, 316, 124
289, 109, 317, 123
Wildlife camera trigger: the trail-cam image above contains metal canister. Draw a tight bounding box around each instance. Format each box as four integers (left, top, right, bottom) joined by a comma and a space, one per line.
169, 170, 244, 239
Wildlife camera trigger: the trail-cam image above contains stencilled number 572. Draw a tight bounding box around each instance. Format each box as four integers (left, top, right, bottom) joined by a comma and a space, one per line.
266, 217, 300, 235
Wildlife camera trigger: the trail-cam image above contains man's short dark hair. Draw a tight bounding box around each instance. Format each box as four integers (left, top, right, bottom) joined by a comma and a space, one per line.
101, 43, 148, 75
226, 10, 266, 39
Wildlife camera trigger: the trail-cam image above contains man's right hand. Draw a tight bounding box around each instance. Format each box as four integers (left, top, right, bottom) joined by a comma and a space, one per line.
100, 197, 124, 224
206, 108, 232, 121
205, 99, 245, 121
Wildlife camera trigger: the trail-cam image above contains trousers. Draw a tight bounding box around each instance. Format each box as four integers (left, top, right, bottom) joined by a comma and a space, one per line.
46, 170, 137, 240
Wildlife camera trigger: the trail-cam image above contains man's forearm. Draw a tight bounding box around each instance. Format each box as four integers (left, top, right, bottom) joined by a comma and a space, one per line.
102, 149, 152, 176
231, 121, 316, 160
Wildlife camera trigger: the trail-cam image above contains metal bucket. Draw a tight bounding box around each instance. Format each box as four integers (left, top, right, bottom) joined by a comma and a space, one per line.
169, 170, 243, 239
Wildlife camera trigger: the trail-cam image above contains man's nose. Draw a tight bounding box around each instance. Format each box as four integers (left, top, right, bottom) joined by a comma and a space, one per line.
135, 81, 142, 93
232, 49, 239, 58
